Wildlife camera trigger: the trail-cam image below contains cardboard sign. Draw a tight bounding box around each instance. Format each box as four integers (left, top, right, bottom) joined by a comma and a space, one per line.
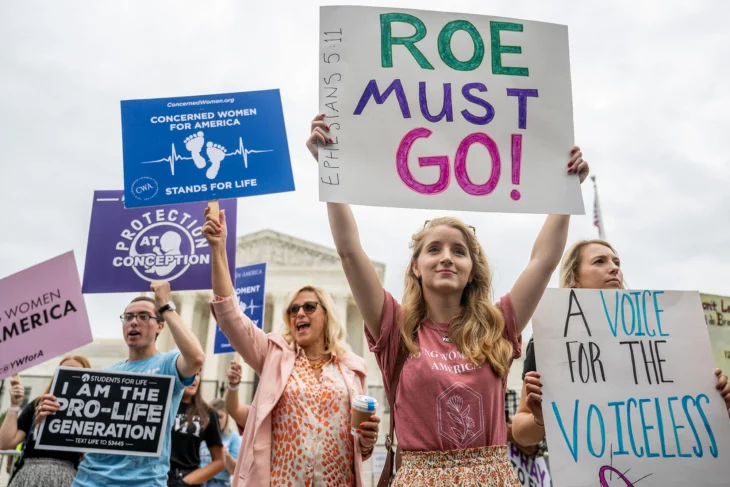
35, 367, 174, 456
532, 289, 730, 487
213, 263, 266, 354
507, 442, 551, 487
82, 191, 236, 293
0, 252, 93, 380
701, 293, 730, 372
319, 6, 581, 214
121, 90, 295, 208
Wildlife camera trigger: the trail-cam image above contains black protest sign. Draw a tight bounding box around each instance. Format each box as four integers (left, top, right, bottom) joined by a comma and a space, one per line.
35, 367, 174, 456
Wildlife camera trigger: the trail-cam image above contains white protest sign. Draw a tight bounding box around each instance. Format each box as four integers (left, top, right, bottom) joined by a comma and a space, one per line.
533, 289, 730, 487
507, 442, 551, 487
319, 6, 581, 214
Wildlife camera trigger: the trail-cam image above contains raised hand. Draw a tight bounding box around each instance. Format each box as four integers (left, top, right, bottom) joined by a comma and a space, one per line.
34, 393, 61, 428
227, 361, 242, 386
202, 207, 227, 249
150, 280, 172, 309
306, 114, 332, 162
715, 368, 730, 416
9, 376, 24, 407
524, 371, 544, 426
568, 146, 590, 184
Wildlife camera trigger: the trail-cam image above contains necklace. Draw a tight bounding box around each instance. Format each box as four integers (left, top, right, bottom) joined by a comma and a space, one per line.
309, 356, 331, 370
432, 321, 451, 343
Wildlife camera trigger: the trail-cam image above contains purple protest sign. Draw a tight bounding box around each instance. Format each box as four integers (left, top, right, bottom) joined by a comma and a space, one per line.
0, 252, 93, 380
82, 191, 236, 293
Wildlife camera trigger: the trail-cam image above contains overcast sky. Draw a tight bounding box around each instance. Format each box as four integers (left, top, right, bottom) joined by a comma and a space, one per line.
1, 0, 727, 340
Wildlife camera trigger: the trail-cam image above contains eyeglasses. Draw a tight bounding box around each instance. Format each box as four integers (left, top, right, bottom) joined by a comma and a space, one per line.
287, 301, 321, 316
423, 220, 476, 235
120, 312, 160, 323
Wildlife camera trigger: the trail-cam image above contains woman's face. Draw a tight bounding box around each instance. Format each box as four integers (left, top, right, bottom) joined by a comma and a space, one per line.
61, 359, 85, 369
414, 225, 473, 296
217, 409, 228, 430
183, 374, 200, 399
287, 291, 327, 350
575, 243, 623, 289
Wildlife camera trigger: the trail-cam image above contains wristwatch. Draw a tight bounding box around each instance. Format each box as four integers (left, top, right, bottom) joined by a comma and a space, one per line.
158, 300, 177, 315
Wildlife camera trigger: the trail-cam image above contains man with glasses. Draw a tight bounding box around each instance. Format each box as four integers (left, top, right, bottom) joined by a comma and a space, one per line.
38, 281, 206, 487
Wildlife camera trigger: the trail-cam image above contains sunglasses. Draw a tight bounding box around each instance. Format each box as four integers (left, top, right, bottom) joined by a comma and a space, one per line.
287, 301, 321, 316
424, 220, 476, 235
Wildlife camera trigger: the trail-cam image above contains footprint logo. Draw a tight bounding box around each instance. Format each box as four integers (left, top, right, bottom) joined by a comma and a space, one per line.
184, 132, 206, 169
205, 142, 226, 179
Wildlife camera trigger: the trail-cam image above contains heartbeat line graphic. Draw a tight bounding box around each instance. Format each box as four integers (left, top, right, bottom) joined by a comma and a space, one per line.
141, 137, 273, 176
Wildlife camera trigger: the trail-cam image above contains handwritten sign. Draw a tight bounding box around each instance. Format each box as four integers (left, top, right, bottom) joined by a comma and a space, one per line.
36, 367, 174, 456
0, 252, 93, 380
213, 263, 267, 354
701, 293, 730, 372
82, 191, 236, 293
507, 443, 551, 487
318, 6, 581, 214
532, 289, 730, 486
121, 90, 295, 208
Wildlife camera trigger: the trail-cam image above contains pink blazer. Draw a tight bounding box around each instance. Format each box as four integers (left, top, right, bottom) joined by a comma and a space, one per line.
211, 296, 369, 487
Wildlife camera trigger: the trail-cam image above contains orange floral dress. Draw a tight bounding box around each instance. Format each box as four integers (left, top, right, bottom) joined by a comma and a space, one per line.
270, 350, 355, 487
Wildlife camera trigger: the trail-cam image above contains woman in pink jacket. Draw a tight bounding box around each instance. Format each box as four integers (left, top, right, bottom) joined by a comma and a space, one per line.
201, 208, 380, 487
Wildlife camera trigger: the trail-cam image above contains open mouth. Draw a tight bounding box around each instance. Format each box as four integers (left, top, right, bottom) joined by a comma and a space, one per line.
128, 331, 141, 338
296, 322, 311, 334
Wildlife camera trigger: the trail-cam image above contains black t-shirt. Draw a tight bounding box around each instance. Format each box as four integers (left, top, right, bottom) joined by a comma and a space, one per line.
16, 398, 82, 467
522, 336, 537, 380
169, 402, 222, 471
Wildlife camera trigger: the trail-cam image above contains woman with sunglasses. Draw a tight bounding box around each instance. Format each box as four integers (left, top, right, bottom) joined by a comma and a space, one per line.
201, 210, 381, 487
307, 114, 589, 485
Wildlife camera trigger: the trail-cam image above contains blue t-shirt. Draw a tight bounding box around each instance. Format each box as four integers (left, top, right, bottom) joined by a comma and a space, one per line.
71, 351, 194, 487
199, 429, 241, 485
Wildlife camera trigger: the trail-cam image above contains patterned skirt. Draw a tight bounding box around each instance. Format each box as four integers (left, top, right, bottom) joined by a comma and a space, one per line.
9, 457, 77, 487
393, 446, 521, 487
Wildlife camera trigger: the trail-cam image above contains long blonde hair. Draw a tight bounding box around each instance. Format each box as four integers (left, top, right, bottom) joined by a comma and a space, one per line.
35, 355, 92, 406
559, 239, 624, 288
281, 285, 353, 358
400, 217, 513, 377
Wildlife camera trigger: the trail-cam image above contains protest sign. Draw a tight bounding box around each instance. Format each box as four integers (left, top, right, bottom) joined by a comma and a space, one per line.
82, 191, 236, 293
214, 263, 266, 354
319, 6, 581, 214
121, 90, 294, 208
701, 293, 730, 372
0, 252, 92, 380
507, 442, 551, 487
35, 367, 174, 456
532, 289, 730, 487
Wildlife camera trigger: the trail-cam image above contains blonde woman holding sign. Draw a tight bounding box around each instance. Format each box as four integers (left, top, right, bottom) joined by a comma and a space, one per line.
201, 211, 380, 487
512, 239, 730, 447
307, 114, 590, 486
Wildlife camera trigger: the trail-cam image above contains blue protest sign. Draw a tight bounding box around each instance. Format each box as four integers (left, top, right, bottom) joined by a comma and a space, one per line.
214, 263, 267, 354
82, 190, 236, 293
121, 90, 294, 208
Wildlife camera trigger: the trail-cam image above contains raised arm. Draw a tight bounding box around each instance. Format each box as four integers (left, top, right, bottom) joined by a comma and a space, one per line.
512, 372, 546, 446
202, 208, 269, 374
0, 379, 26, 450
307, 115, 385, 338
509, 147, 589, 332
225, 360, 251, 428
151, 281, 205, 379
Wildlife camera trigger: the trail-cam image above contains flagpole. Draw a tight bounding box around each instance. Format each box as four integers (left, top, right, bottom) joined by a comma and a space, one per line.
592, 175, 606, 240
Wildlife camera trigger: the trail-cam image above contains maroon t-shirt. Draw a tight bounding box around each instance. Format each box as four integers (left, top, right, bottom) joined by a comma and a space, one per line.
366, 291, 521, 452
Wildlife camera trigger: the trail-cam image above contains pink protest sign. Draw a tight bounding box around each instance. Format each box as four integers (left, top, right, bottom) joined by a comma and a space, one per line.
0, 252, 93, 380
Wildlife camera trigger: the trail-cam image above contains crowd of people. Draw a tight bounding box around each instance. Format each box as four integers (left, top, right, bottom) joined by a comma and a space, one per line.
1, 116, 729, 487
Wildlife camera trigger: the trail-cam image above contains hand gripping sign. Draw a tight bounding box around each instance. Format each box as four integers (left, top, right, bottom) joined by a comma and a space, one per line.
319, 6, 582, 214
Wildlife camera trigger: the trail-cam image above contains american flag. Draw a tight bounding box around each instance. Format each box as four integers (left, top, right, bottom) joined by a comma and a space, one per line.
591, 175, 605, 239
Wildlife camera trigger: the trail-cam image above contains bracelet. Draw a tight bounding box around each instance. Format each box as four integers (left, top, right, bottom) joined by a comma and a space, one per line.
7, 406, 20, 413
360, 443, 374, 455
533, 415, 544, 427
227, 383, 240, 391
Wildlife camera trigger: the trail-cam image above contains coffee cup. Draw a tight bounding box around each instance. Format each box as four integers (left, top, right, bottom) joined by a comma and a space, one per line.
351, 395, 378, 436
